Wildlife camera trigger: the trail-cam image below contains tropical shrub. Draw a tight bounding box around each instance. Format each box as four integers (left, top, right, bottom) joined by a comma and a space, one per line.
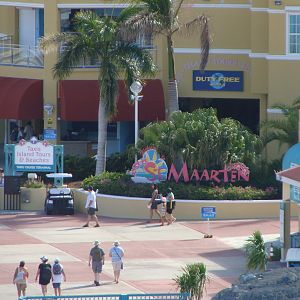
244, 230, 268, 271
174, 263, 208, 300
64, 155, 96, 181
82, 174, 279, 199
138, 109, 262, 169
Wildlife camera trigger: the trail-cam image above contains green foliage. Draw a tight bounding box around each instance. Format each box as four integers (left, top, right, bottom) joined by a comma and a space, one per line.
138, 109, 262, 169
106, 145, 135, 173
260, 97, 300, 149
81, 174, 279, 199
174, 263, 208, 300
24, 179, 45, 188
272, 245, 281, 261
245, 230, 268, 271
64, 156, 96, 181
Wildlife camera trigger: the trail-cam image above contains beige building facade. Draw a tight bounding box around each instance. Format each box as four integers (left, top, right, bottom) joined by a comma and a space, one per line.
0, 0, 299, 160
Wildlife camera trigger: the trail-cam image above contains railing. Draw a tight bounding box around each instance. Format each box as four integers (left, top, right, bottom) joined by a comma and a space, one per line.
0, 44, 44, 67
19, 293, 190, 300
0, 43, 156, 69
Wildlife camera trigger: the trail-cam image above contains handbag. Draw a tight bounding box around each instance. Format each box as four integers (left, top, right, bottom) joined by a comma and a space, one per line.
113, 248, 123, 269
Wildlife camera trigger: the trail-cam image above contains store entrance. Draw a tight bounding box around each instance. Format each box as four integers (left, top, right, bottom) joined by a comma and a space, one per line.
179, 97, 260, 134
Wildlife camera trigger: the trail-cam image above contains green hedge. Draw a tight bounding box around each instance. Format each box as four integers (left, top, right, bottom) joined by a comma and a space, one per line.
82, 172, 280, 200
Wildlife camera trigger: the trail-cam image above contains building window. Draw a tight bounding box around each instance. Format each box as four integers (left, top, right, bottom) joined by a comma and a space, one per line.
288, 14, 300, 54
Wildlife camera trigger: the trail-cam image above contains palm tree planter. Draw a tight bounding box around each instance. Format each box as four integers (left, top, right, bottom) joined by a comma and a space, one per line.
244, 230, 268, 272
174, 263, 208, 300
40, 11, 156, 175
122, 0, 210, 116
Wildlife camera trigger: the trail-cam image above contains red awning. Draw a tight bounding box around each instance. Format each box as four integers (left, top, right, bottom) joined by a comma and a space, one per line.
59, 79, 165, 122
276, 166, 300, 188
0, 77, 43, 120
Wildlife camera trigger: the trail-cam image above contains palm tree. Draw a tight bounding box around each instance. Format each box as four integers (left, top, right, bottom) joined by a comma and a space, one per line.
261, 98, 300, 149
244, 230, 268, 271
122, 0, 210, 115
40, 11, 156, 175
174, 263, 208, 300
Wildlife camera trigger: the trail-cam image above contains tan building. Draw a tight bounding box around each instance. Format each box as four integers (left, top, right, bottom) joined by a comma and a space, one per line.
0, 0, 299, 162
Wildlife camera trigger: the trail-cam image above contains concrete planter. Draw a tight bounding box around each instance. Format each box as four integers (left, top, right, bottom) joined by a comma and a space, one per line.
73, 189, 296, 220
20, 187, 47, 211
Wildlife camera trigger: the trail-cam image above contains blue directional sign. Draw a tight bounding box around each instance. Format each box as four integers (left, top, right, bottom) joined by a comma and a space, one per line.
201, 206, 216, 219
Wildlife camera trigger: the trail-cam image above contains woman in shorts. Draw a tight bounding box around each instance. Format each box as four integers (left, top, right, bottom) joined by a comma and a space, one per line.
13, 260, 29, 297
147, 184, 163, 224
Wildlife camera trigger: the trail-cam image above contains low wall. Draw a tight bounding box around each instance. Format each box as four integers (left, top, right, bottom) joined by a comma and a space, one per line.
73, 189, 299, 220
0, 187, 298, 220
0, 187, 46, 211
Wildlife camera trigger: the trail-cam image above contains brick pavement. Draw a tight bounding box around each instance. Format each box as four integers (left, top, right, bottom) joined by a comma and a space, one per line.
0, 212, 296, 300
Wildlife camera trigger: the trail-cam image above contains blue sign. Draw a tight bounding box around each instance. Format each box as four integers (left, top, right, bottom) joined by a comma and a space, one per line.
201, 207, 216, 219
193, 70, 243, 91
44, 129, 57, 140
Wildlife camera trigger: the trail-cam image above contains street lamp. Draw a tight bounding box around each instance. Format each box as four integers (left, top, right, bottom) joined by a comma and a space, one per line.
130, 81, 143, 161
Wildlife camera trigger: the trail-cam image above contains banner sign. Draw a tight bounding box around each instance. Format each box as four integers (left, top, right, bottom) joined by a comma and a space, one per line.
193, 70, 244, 91
14, 139, 54, 172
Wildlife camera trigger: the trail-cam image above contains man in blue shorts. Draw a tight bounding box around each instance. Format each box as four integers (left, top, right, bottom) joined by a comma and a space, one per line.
51, 258, 66, 296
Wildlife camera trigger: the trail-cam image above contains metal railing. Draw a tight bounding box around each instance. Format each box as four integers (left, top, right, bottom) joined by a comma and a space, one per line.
19, 293, 190, 300
0, 44, 44, 67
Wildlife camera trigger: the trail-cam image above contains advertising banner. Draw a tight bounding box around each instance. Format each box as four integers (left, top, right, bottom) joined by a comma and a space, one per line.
14, 140, 54, 172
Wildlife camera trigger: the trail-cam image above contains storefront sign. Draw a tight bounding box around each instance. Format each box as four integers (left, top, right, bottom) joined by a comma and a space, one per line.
193, 70, 243, 91
130, 147, 168, 183
14, 140, 54, 172
168, 162, 249, 183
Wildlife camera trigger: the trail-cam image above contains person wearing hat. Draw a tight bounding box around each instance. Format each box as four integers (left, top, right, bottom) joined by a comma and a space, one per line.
52, 258, 66, 296
109, 241, 124, 284
35, 256, 52, 296
165, 187, 176, 225
88, 240, 105, 286
83, 186, 100, 228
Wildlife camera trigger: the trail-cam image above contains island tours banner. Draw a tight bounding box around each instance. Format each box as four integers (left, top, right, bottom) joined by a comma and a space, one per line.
129, 147, 249, 184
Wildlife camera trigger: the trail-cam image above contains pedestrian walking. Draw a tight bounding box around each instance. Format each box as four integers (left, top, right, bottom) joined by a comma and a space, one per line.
165, 187, 176, 225
35, 256, 52, 296
147, 184, 163, 225
13, 260, 29, 298
89, 240, 105, 286
52, 258, 66, 296
83, 186, 100, 227
109, 241, 124, 284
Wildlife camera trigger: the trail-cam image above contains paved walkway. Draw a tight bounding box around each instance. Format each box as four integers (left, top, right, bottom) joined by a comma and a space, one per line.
0, 213, 297, 300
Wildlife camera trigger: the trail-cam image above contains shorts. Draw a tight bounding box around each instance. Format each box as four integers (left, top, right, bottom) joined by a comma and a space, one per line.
92, 261, 103, 273
166, 201, 176, 214
16, 283, 27, 291
52, 282, 61, 289
88, 207, 96, 215
151, 200, 162, 210
112, 261, 122, 271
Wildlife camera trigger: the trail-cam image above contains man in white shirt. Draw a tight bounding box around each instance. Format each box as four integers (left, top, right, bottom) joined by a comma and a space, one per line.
83, 186, 100, 227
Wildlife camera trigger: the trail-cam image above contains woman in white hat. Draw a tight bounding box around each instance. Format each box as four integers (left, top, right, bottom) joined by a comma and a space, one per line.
109, 241, 124, 283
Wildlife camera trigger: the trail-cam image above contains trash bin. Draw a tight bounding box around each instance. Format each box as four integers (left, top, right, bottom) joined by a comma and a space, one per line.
286, 248, 300, 267
45, 188, 74, 215
291, 232, 300, 248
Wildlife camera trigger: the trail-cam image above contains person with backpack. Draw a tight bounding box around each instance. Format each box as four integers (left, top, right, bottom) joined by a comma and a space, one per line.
52, 258, 66, 296
13, 260, 29, 297
89, 240, 105, 286
35, 256, 52, 296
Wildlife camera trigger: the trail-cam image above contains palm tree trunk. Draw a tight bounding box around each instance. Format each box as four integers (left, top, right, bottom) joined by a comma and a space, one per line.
95, 98, 108, 175
167, 36, 179, 115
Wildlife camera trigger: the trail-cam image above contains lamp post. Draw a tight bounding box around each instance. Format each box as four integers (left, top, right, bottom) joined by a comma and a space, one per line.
130, 81, 143, 161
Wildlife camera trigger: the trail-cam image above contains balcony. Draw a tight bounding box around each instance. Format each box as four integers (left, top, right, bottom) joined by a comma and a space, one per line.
0, 42, 156, 69
0, 43, 44, 68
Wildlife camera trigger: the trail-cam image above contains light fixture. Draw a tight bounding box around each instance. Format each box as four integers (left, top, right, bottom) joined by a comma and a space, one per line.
43, 103, 54, 115
130, 81, 143, 162
274, 0, 282, 5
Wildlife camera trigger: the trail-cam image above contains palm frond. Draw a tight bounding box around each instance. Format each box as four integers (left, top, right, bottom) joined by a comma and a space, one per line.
39, 32, 75, 54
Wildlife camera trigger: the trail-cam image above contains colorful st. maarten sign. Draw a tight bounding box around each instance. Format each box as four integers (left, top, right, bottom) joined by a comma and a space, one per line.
14, 139, 54, 172
130, 147, 250, 184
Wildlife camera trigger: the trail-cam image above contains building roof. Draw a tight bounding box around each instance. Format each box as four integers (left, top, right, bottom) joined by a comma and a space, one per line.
276, 166, 300, 188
